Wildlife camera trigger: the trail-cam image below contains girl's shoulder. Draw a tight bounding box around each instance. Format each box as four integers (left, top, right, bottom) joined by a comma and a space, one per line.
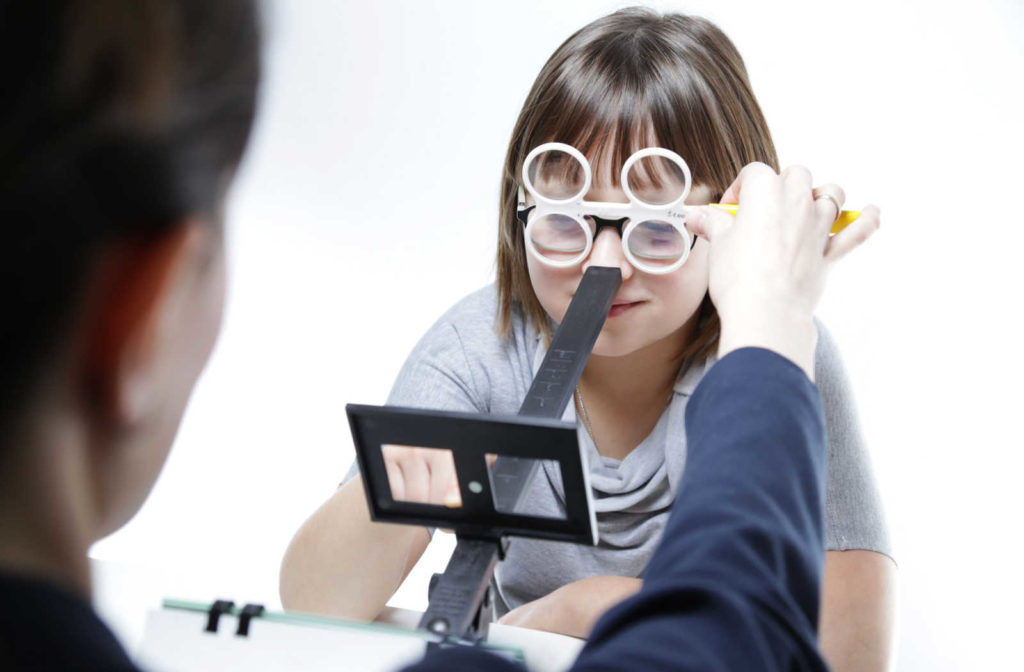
812, 318, 844, 378
432, 284, 539, 354
678, 317, 843, 392
438, 284, 502, 329
390, 285, 540, 413
406, 284, 540, 379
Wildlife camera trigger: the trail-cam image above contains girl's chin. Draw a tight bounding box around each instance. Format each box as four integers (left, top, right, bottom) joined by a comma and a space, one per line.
589, 333, 646, 358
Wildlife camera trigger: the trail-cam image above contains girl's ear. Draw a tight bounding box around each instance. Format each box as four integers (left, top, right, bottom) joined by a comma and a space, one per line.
82, 221, 206, 426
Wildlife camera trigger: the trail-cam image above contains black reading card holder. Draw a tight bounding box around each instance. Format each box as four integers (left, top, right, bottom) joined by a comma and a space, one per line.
346, 266, 621, 642
203, 600, 267, 637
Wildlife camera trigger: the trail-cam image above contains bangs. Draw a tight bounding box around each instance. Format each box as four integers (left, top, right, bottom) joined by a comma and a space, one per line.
497, 8, 778, 348
518, 30, 762, 197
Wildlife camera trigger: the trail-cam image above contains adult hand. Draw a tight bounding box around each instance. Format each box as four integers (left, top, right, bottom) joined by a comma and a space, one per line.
686, 163, 880, 380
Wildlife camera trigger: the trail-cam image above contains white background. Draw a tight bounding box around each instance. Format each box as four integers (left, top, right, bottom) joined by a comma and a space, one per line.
90, 1, 1024, 669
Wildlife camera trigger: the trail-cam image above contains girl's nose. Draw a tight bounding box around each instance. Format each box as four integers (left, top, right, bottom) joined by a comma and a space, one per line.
582, 227, 634, 280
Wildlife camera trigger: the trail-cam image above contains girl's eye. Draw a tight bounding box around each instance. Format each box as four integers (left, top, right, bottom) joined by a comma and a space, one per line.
629, 220, 686, 260
644, 222, 676, 235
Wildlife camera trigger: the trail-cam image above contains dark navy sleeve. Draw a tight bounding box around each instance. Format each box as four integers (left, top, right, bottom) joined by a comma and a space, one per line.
402, 347, 830, 672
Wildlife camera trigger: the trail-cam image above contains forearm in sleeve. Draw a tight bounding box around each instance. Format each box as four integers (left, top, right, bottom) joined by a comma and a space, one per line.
570, 347, 830, 672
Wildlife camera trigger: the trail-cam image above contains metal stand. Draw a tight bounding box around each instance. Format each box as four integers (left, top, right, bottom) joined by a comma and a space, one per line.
417, 267, 620, 641
420, 536, 505, 639
349, 267, 622, 642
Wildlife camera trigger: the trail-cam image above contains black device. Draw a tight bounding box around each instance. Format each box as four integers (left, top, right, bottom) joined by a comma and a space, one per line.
346, 266, 621, 641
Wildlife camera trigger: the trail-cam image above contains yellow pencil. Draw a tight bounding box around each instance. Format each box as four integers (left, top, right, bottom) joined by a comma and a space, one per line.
709, 203, 858, 234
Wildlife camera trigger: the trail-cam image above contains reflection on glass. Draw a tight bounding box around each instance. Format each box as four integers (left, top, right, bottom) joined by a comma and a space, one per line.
381, 444, 462, 508
486, 454, 567, 520
529, 213, 589, 262
626, 155, 687, 206
527, 149, 587, 201
627, 219, 687, 268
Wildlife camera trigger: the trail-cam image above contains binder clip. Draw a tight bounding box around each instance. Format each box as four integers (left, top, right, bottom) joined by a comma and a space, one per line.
204, 599, 235, 633
236, 603, 265, 637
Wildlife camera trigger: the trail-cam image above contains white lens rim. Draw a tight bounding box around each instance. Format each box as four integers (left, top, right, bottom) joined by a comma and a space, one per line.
622, 219, 691, 275
524, 213, 593, 268
522, 142, 591, 205
620, 147, 692, 209
520, 143, 694, 274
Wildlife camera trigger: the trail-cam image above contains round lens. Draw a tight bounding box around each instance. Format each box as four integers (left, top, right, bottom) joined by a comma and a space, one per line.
528, 214, 589, 264
625, 155, 688, 207
626, 220, 688, 271
525, 148, 587, 202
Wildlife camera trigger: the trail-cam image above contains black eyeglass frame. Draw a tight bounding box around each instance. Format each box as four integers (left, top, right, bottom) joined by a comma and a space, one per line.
516, 204, 699, 254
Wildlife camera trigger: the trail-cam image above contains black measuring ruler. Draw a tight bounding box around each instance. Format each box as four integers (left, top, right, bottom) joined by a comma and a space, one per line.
416, 266, 621, 639
488, 266, 622, 514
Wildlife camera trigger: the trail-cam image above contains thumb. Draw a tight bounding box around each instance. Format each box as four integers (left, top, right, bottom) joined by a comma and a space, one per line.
443, 482, 463, 508
686, 205, 734, 242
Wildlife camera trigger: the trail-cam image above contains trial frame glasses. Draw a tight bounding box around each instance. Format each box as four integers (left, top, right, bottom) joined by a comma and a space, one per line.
516, 142, 697, 275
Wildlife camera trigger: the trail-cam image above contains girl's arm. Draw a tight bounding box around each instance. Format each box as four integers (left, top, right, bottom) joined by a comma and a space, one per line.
815, 321, 896, 671
281, 298, 497, 619
279, 476, 430, 620
498, 575, 642, 639
820, 550, 897, 672
498, 549, 900, 669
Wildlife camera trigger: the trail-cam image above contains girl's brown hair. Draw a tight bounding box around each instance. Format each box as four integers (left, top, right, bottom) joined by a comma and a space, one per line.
496, 8, 778, 362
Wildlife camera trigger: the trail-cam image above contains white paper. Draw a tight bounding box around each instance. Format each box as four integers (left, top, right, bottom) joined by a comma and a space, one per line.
138, 606, 584, 672
137, 609, 431, 672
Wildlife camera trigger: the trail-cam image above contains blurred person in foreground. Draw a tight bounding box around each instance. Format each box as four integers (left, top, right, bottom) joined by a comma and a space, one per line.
0, 0, 259, 669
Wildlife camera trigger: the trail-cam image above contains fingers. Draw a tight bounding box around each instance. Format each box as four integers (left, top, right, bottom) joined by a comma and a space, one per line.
813, 184, 846, 210
443, 483, 462, 508
685, 204, 735, 241
718, 163, 849, 242
781, 164, 813, 190
383, 445, 461, 506
398, 450, 432, 504
812, 184, 846, 228
430, 453, 462, 508
719, 161, 776, 205
689, 162, 781, 241
383, 447, 406, 501
825, 204, 880, 262
719, 175, 740, 205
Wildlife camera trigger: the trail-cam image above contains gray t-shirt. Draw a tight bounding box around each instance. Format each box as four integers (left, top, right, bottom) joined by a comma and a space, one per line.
347, 285, 890, 616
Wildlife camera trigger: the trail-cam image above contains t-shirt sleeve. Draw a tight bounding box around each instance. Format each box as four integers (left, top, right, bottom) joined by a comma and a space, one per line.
385, 320, 486, 413
342, 309, 488, 485
815, 320, 893, 559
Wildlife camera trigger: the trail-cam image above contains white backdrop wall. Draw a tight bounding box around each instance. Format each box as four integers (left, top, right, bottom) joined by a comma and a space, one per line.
90, 1, 1024, 670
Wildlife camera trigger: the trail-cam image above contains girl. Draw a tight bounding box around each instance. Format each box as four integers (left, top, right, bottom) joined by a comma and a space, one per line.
281, 8, 894, 670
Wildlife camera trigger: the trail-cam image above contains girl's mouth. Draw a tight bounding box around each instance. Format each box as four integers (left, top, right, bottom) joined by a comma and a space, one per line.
608, 301, 642, 318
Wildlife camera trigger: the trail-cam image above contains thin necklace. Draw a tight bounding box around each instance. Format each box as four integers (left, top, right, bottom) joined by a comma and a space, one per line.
575, 384, 597, 445
574, 383, 675, 451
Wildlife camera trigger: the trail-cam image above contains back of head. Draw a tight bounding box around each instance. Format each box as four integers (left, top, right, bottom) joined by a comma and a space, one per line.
0, 0, 260, 442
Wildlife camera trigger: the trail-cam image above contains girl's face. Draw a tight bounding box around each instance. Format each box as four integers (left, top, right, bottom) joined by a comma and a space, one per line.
526, 158, 714, 359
